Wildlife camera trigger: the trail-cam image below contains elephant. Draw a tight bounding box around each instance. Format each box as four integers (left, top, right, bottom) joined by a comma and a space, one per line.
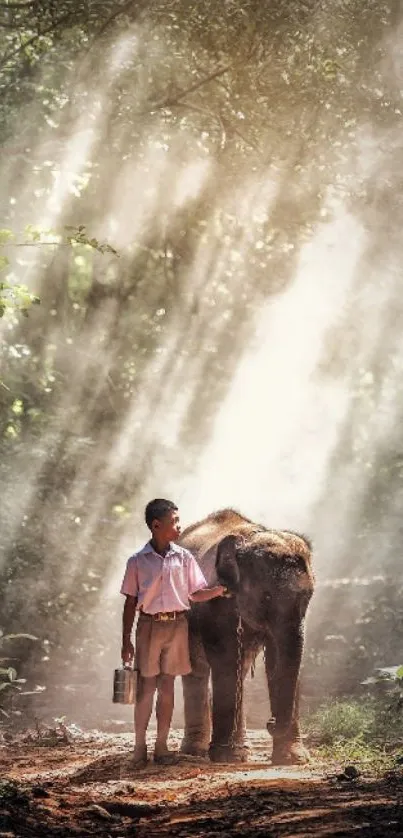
179, 508, 314, 765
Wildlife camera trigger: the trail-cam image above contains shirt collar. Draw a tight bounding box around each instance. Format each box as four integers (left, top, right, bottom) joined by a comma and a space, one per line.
139, 541, 175, 557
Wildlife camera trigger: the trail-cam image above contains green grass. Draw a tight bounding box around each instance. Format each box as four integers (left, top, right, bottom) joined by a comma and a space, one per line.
305, 698, 402, 744
312, 740, 397, 775
305, 700, 375, 745
304, 698, 403, 775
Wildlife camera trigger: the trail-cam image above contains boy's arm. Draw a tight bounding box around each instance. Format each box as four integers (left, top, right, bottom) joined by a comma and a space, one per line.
121, 595, 137, 664
120, 555, 139, 664
189, 584, 227, 602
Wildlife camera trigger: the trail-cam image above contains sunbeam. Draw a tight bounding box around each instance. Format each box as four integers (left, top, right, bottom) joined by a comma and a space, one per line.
177, 203, 365, 533
0, 1, 402, 738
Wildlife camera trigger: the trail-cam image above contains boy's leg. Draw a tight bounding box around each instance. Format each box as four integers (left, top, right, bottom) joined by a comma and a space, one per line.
133, 615, 159, 761
133, 674, 157, 760
154, 674, 175, 756
153, 617, 190, 762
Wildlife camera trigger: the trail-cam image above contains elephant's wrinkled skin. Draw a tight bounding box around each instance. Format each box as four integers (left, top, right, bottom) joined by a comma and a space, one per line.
179, 509, 314, 765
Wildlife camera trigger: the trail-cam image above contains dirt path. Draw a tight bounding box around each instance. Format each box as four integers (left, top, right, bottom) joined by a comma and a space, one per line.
0, 729, 401, 837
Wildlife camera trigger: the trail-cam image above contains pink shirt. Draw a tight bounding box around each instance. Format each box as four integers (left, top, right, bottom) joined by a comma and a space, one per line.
120, 541, 208, 614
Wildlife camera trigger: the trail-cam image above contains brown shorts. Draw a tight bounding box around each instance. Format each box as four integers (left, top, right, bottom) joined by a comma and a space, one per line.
135, 613, 191, 678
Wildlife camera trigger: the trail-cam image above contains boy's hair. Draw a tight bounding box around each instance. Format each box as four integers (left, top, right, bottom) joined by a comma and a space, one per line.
145, 498, 178, 530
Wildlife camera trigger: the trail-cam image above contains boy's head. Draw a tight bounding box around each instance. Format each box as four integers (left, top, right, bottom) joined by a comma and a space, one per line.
145, 498, 181, 543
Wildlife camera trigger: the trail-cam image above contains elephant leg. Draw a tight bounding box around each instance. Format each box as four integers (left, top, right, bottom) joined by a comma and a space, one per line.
180, 623, 211, 756
283, 680, 311, 765
206, 638, 257, 764
265, 625, 310, 766
230, 643, 262, 751
207, 649, 246, 763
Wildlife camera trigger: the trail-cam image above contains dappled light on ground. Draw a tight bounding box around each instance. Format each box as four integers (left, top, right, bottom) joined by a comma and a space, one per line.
0, 728, 401, 837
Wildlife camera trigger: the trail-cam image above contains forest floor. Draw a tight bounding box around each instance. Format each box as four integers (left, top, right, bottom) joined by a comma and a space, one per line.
0, 727, 402, 837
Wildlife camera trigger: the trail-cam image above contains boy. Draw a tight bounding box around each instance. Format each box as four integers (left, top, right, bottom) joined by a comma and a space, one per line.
120, 498, 226, 766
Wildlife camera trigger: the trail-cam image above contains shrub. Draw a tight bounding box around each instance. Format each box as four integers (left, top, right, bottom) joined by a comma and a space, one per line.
305, 699, 375, 746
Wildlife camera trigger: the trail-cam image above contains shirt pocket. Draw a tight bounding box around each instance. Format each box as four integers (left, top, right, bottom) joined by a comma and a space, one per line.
169, 561, 187, 591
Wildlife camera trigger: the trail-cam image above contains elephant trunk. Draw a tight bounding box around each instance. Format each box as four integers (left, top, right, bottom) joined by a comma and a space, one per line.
265, 621, 305, 739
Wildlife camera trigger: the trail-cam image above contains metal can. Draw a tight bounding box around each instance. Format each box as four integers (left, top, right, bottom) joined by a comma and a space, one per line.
113, 666, 137, 704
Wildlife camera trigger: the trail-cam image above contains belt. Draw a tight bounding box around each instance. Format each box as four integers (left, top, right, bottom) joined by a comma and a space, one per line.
140, 610, 187, 622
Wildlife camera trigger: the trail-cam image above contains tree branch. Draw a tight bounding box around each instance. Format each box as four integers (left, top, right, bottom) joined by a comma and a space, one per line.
168, 100, 228, 149
0, 10, 74, 71
145, 63, 232, 113
86, 0, 146, 52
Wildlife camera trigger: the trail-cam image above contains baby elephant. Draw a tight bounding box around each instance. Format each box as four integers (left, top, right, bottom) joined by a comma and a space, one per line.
179, 508, 314, 764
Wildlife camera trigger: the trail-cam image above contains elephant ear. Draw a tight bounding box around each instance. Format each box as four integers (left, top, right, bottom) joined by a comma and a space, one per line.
216, 534, 240, 592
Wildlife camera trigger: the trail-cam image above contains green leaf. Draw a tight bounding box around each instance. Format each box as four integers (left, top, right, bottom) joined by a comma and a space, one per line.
396, 666, 403, 681
0, 229, 14, 245
11, 399, 24, 416
24, 224, 41, 241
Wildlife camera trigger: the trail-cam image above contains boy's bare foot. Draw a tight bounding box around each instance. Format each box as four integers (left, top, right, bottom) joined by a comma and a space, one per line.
132, 745, 148, 767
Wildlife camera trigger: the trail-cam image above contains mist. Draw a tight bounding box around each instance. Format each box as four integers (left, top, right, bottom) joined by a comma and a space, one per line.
0, 0, 402, 728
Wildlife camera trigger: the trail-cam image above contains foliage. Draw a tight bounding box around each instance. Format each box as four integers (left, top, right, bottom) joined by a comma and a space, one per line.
64, 225, 119, 256
0, 225, 118, 317
304, 666, 403, 777
305, 699, 376, 746
363, 666, 403, 736
305, 692, 402, 774
0, 631, 38, 720
303, 579, 403, 701
305, 668, 403, 752
313, 739, 397, 776
0, 278, 40, 319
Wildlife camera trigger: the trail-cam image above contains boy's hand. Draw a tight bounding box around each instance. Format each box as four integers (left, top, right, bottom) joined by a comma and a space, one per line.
121, 639, 134, 665
189, 584, 230, 602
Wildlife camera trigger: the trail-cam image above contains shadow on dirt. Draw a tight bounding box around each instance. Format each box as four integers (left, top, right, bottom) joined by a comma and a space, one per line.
0, 732, 402, 837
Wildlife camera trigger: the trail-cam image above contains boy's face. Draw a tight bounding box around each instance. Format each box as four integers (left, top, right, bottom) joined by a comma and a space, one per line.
152, 509, 181, 542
